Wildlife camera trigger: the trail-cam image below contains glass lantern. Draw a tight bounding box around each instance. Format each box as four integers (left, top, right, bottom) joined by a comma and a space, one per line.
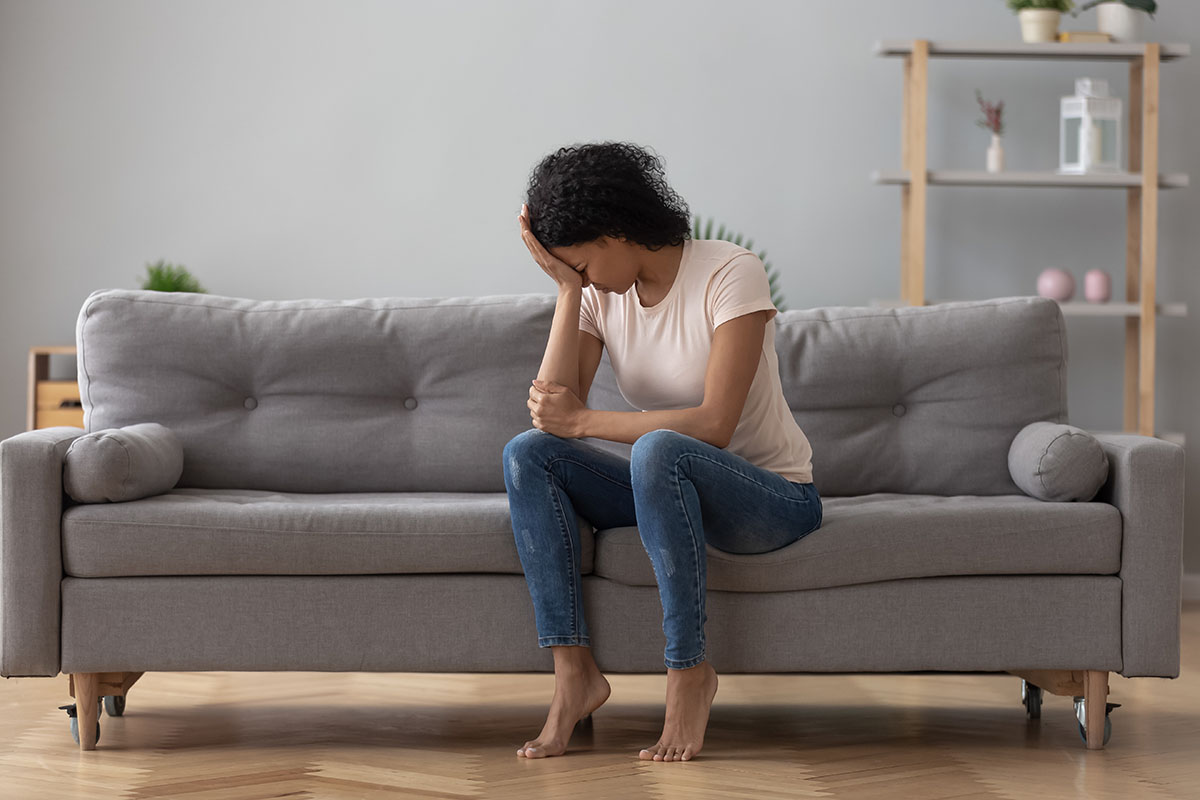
1059, 78, 1122, 174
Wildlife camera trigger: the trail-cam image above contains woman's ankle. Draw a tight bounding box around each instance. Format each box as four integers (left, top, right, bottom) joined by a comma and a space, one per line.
551, 645, 602, 677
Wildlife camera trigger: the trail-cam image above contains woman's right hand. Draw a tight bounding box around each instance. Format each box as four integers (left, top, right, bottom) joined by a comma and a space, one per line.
518, 203, 584, 291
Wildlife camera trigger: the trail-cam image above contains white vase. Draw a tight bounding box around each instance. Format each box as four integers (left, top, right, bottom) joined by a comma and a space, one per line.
1018, 9, 1060, 43
987, 134, 1005, 173
1096, 3, 1145, 42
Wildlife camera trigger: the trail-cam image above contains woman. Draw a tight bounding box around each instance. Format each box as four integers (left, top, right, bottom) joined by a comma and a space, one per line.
503, 141, 821, 762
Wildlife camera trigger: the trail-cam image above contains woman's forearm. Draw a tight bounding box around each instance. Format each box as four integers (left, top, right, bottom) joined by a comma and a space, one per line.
536, 286, 582, 398
578, 407, 726, 449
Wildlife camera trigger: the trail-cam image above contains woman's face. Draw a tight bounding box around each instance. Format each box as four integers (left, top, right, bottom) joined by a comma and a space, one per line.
547, 236, 636, 294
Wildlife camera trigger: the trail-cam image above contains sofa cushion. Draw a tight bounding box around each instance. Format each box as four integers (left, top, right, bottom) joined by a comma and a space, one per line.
75, 289, 558, 493
77, 291, 1068, 498
62, 422, 184, 504
767, 296, 1069, 496
592, 493, 1121, 592
1008, 421, 1109, 502
61, 488, 594, 578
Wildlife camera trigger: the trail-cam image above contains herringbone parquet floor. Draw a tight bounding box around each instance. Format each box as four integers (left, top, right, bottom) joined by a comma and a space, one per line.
2, 600, 1197, 799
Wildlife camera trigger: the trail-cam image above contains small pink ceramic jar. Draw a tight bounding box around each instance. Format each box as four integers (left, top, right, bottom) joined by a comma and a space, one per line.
1084, 269, 1112, 302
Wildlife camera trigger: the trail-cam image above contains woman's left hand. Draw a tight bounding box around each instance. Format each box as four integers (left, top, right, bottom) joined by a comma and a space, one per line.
528, 380, 586, 437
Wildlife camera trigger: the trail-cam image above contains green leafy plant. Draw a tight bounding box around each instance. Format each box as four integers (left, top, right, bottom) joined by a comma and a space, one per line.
139, 259, 207, 293
692, 216, 787, 312
1075, 0, 1156, 17
1007, 0, 1075, 11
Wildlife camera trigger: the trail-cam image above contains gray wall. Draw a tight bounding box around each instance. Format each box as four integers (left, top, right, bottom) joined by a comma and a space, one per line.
2, 1, 1197, 569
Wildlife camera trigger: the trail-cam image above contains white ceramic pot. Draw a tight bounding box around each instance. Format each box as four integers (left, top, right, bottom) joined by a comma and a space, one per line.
1018, 9, 1061, 43
1096, 3, 1145, 42
987, 134, 1005, 173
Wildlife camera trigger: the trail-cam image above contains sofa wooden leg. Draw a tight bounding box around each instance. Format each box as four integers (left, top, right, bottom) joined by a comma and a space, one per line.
1008, 668, 1112, 750
65, 671, 143, 750
1084, 669, 1108, 750
74, 672, 99, 751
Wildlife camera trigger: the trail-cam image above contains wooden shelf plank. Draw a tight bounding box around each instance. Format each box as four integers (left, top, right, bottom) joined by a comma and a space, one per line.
868, 297, 1187, 318
873, 40, 1190, 62
1058, 301, 1186, 317
872, 169, 1189, 188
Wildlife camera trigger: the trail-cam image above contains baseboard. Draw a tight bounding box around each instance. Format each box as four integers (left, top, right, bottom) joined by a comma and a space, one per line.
1184, 572, 1200, 603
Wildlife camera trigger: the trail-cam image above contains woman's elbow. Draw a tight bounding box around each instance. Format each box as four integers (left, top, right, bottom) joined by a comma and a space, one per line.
708, 419, 735, 449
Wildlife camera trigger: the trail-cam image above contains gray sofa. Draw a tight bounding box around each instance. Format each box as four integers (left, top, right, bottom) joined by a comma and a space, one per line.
0, 289, 1184, 751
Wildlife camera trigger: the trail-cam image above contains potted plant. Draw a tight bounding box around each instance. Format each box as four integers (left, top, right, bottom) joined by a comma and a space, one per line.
139, 259, 207, 293
1074, 0, 1157, 42
692, 216, 787, 311
1007, 0, 1076, 42
976, 90, 1006, 173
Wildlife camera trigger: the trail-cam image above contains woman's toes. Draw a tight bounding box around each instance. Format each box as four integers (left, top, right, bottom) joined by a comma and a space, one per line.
639, 744, 661, 761
681, 746, 695, 761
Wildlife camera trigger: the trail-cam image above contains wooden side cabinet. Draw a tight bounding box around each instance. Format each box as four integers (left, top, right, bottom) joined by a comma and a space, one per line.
28, 346, 84, 430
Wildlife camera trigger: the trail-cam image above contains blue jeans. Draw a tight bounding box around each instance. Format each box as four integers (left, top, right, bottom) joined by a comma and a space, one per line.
502, 427, 823, 669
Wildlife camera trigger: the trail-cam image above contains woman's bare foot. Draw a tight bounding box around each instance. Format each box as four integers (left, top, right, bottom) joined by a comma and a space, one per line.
517, 646, 611, 758
639, 660, 718, 762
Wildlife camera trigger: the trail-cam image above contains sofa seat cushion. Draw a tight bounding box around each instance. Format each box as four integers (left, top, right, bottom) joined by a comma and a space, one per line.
592, 493, 1121, 592
62, 488, 594, 578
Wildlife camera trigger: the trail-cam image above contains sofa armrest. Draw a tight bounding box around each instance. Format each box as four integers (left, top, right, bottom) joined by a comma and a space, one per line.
1, 426, 87, 677
1090, 431, 1186, 678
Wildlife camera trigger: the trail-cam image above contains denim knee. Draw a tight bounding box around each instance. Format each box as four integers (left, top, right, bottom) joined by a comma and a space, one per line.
503, 429, 568, 489
630, 429, 692, 473
503, 428, 560, 465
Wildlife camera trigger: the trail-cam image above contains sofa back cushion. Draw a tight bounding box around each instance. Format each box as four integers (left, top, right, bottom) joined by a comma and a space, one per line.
77, 290, 1067, 496
583, 295, 1067, 497
77, 290, 558, 492
771, 296, 1067, 496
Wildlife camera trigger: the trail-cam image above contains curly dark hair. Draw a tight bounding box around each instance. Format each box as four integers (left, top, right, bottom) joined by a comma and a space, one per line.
523, 141, 691, 251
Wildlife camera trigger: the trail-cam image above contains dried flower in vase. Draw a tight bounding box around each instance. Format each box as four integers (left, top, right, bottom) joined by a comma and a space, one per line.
975, 89, 1006, 136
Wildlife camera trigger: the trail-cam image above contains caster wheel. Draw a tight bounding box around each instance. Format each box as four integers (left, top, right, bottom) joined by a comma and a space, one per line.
69, 716, 101, 745
59, 703, 101, 745
103, 695, 126, 717
1021, 679, 1043, 719
1073, 696, 1120, 746
1077, 716, 1112, 746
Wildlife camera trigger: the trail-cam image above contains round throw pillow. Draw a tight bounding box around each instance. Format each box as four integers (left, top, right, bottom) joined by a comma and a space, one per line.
63, 422, 184, 503
1008, 421, 1109, 502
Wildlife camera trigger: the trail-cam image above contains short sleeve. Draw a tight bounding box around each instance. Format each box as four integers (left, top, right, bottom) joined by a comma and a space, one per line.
708, 253, 779, 330
579, 286, 603, 341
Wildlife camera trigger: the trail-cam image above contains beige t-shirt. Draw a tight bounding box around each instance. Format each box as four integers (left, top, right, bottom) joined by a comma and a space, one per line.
579, 237, 814, 484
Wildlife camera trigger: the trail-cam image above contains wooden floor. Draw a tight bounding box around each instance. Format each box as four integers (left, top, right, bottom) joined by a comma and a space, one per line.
2, 602, 1197, 799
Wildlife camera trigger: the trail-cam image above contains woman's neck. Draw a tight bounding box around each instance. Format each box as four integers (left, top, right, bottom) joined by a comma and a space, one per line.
635, 242, 685, 300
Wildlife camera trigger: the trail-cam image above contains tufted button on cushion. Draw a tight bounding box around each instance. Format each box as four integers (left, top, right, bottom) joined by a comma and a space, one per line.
244, 397, 258, 410
892, 403, 906, 417
404, 397, 418, 410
